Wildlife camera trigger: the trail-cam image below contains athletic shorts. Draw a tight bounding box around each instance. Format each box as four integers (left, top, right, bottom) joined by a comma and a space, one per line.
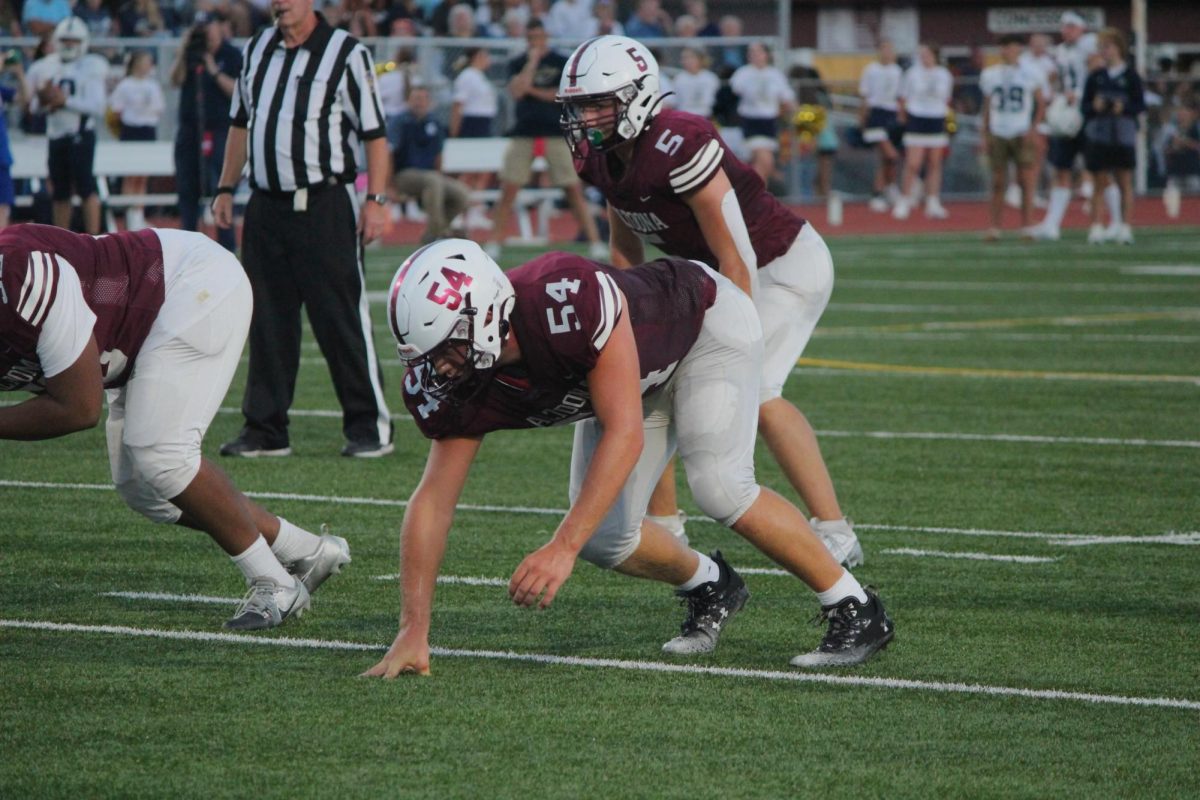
741, 117, 779, 152
1084, 142, 1135, 173
500, 136, 579, 187
120, 124, 157, 142
862, 107, 898, 144
457, 115, 493, 138
48, 131, 98, 201
1047, 132, 1087, 171
988, 134, 1036, 168
902, 115, 948, 148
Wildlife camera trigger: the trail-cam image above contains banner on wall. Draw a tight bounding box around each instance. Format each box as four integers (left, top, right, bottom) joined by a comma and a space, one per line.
987, 7, 1105, 33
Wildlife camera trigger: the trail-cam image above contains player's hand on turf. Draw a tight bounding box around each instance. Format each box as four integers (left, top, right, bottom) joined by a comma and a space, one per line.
361, 627, 431, 678
509, 538, 577, 609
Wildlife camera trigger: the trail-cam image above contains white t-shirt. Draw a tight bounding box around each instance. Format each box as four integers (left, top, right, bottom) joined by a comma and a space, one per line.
670, 69, 720, 118
25, 53, 109, 140
109, 75, 165, 127
859, 61, 902, 111
900, 63, 953, 119
1019, 51, 1058, 87
452, 66, 498, 117
1055, 33, 1098, 105
377, 68, 409, 117
981, 62, 1049, 137
729, 65, 795, 120
35, 259, 96, 380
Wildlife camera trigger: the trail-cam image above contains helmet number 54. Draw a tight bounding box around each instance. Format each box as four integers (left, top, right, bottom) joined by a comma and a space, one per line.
426, 267, 473, 310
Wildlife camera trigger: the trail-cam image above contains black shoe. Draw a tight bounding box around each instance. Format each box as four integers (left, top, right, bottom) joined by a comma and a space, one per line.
661, 550, 750, 655
791, 587, 894, 668
340, 440, 395, 458
219, 435, 292, 458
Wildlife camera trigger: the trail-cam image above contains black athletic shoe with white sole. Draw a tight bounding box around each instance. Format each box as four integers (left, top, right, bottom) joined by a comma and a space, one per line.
790, 587, 894, 668
662, 551, 750, 655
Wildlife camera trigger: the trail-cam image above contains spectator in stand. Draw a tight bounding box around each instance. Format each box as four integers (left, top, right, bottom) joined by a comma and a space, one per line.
488, 0, 528, 36
171, 10, 239, 252
0, 0, 21, 37
383, 0, 424, 34
670, 46, 719, 118
859, 39, 903, 212
73, 0, 115, 37
380, 49, 415, 155
954, 44, 985, 115
545, 0, 593, 40
330, 0, 379, 36
447, 2, 481, 37
119, 0, 166, 37
1082, 27, 1145, 245
450, 47, 498, 230
790, 51, 837, 199
716, 15, 746, 70
685, 0, 718, 36
1161, 104, 1200, 216
624, 0, 669, 40
109, 50, 165, 231
673, 14, 698, 39
22, 0, 72, 37
583, 0, 622, 37
484, 20, 604, 260
730, 41, 796, 184
893, 42, 953, 220
980, 34, 1048, 241
393, 84, 471, 244
0, 54, 28, 229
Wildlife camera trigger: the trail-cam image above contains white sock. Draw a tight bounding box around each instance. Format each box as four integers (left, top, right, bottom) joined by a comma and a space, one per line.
232, 535, 294, 585
269, 517, 322, 564
646, 513, 684, 537
1044, 186, 1071, 230
815, 569, 868, 607
677, 551, 720, 592
1104, 183, 1122, 227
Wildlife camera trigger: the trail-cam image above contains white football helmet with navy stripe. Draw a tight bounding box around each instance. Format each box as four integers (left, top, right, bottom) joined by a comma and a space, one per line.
52, 16, 90, 62
386, 239, 515, 399
557, 36, 662, 157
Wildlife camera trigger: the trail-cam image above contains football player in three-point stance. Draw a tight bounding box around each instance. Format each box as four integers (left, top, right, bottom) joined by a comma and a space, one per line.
555, 36, 863, 568
0, 225, 350, 630
363, 240, 894, 678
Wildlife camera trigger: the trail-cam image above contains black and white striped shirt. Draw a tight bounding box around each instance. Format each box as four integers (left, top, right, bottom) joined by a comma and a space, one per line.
230, 14, 386, 193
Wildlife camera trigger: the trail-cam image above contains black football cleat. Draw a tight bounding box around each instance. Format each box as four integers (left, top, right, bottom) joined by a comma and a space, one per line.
791, 587, 894, 668
662, 551, 750, 655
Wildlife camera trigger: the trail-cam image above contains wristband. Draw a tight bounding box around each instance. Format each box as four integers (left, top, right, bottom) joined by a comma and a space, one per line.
365, 193, 389, 205
214, 186, 235, 196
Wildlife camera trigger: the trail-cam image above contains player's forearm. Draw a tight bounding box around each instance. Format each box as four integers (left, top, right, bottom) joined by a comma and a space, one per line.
217, 126, 248, 187
0, 394, 100, 440
397, 490, 456, 634
553, 423, 643, 553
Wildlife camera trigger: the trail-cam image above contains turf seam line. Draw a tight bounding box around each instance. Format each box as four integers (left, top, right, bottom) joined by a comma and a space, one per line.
3, 619, 1197, 712
5, 480, 1197, 547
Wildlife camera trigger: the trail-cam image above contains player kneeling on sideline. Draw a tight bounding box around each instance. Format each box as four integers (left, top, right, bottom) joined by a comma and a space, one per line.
362, 241, 894, 678
0, 225, 350, 630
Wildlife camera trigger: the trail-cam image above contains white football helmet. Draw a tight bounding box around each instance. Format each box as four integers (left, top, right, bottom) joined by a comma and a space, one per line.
53, 17, 90, 63
557, 36, 662, 157
1045, 94, 1084, 137
387, 239, 515, 399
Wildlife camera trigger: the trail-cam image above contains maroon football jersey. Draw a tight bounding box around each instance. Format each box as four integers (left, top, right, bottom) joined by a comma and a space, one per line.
575, 109, 805, 269
0, 225, 164, 392
404, 252, 717, 439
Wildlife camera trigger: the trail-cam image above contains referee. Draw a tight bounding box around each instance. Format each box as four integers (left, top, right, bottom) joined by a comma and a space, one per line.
212, 0, 393, 458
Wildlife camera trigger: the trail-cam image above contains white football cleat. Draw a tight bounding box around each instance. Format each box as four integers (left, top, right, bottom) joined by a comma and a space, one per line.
810, 517, 864, 569
287, 526, 351, 595
1087, 223, 1108, 244
225, 577, 310, 631
1114, 223, 1134, 245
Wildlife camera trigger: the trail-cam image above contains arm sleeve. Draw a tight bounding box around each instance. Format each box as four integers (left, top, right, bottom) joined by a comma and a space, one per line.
35, 258, 97, 379
346, 44, 386, 139
1127, 71, 1146, 117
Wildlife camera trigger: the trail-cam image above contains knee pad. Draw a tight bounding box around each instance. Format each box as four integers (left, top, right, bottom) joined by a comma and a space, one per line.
685, 451, 761, 527
578, 521, 642, 570
114, 475, 183, 524
118, 444, 199, 523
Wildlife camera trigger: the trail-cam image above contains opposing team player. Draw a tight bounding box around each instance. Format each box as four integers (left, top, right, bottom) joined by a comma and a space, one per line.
555, 36, 862, 568
0, 224, 350, 630
1032, 12, 1098, 241
23, 18, 108, 234
363, 241, 894, 678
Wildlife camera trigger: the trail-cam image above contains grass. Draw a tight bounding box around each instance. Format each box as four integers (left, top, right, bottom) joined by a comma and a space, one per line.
2, 228, 1198, 798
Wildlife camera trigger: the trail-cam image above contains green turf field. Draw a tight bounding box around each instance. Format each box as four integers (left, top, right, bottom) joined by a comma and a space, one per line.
2, 230, 1198, 798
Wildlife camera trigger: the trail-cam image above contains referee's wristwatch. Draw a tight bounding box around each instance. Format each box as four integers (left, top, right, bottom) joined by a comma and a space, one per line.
365, 193, 389, 205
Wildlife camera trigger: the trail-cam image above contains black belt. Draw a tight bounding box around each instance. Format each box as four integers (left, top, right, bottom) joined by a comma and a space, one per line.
253, 176, 349, 201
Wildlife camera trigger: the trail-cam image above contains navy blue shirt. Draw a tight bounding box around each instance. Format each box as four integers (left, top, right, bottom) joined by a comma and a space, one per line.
394, 112, 445, 170
179, 40, 242, 132
507, 50, 567, 137
1081, 65, 1145, 148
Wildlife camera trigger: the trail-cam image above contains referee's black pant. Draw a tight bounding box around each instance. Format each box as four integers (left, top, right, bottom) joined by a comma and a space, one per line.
236, 182, 391, 449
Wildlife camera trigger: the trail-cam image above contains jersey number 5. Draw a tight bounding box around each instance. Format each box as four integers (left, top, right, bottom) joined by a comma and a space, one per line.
655, 130, 683, 156
426, 267, 473, 311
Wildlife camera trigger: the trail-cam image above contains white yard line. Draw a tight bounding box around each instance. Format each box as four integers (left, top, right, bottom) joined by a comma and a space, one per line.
879, 549, 1060, 564
1121, 266, 1200, 276
102, 591, 234, 604
4, 480, 1196, 547
3, 618, 1197, 712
